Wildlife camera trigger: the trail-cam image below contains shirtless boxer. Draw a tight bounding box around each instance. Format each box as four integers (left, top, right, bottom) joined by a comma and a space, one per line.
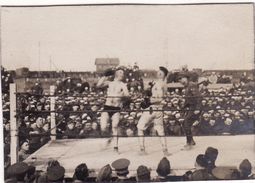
97, 68, 129, 153
137, 66, 171, 156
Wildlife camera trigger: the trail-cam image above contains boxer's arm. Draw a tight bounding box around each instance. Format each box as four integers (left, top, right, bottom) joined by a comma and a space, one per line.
122, 84, 130, 97
96, 76, 110, 88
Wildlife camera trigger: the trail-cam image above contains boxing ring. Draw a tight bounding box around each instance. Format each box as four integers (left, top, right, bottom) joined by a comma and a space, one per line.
24, 135, 255, 177
7, 83, 255, 177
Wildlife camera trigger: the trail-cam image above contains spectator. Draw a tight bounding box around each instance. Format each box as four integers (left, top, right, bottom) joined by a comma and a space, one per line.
63, 120, 79, 139
18, 140, 30, 161
72, 163, 89, 183
136, 165, 151, 182
79, 121, 100, 138
190, 154, 212, 181
208, 72, 218, 84
239, 159, 254, 179
46, 165, 65, 183
31, 81, 43, 95
111, 158, 134, 182
204, 147, 218, 172
96, 164, 112, 182
6, 162, 30, 183
154, 157, 171, 182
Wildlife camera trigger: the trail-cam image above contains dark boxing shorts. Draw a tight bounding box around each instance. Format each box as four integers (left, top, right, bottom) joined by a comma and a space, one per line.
103, 105, 121, 118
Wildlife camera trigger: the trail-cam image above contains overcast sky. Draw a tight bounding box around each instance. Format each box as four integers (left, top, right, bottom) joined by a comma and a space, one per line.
1, 4, 254, 71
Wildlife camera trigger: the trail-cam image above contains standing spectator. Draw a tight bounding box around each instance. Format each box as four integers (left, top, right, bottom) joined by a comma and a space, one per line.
31, 81, 43, 95
208, 72, 218, 84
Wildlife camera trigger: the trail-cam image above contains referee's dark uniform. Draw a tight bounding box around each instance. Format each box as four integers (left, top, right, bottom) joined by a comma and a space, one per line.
183, 81, 201, 145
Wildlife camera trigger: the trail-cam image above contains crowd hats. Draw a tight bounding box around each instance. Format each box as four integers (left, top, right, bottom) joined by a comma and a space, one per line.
212, 167, 240, 180
7, 162, 29, 177
111, 158, 130, 176
97, 164, 112, 182
205, 147, 218, 162
47, 165, 65, 181
73, 163, 89, 181
195, 154, 208, 168
239, 159, 252, 175
136, 165, 151, 181
156, 157, 171, 177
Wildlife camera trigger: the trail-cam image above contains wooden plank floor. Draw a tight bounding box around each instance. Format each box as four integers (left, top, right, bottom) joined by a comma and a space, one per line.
25, 135, 255, 177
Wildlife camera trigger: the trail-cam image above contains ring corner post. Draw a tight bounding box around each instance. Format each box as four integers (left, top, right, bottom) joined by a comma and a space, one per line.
50, 85, 56, 141
10, 83, 18, 164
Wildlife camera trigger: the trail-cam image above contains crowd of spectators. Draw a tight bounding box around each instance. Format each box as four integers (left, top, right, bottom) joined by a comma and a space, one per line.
5, 146, 254, 182
2, 65, 254, 180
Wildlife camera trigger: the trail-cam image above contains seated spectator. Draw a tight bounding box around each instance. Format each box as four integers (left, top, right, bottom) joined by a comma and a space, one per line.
96, 164, 112, 182
221, 117, 233, 134
204, 147, 218, 172
47, 165, 65, 183
29, 166, 39, 182
64, 120, 79, 139
111, 158, 135, 182
136, 165, 151, 182
79, 121, 100, 138
239, 159, 254, 179
72, 163, 89, 183
190, 154, 213, 181
154, 157, 171, 182
18, 140, 30, 161
6, 162, 30, 183
199, 113, 212, 135
41, 123, 51, 145
29, 118, 44, 153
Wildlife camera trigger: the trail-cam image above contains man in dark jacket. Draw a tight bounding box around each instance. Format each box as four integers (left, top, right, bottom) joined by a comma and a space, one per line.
179, 73, 201, 150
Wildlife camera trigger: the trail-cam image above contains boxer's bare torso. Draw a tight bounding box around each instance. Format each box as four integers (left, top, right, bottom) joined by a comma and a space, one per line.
150, 80, 167, 107
105, 80, 129, 107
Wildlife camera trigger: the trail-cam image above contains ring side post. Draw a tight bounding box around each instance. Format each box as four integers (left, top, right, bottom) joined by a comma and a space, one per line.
10, 83, 18, 164
50, 86, 56, 140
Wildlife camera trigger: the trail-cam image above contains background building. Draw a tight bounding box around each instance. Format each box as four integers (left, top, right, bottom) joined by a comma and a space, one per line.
95, 58, 120, 72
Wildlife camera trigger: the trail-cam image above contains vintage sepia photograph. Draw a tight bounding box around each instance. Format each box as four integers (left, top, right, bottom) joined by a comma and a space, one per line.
1, 2, 254, 182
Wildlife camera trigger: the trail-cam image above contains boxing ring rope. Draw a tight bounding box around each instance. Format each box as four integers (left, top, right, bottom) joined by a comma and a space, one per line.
9, 83, 254, 164
15, 92, 254, 99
